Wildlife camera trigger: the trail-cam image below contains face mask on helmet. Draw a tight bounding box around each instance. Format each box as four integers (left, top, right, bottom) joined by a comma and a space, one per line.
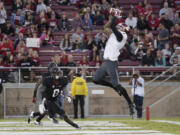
116, 23, 130, 33
51, 67, 61, 80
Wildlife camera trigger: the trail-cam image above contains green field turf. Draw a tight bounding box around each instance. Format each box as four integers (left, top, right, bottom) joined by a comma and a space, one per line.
0, 117, 180, 134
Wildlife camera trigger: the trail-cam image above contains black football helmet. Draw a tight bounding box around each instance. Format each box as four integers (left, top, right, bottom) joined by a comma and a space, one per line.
48, 62, 62, 80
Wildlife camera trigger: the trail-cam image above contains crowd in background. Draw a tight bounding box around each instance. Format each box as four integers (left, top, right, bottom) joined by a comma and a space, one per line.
0, 0, 179, 82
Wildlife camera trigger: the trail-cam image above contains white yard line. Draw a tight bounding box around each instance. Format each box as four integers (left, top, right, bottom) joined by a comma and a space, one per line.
0, 126, 141, 130
152, 120, 180, 125
0, 121, 175, 135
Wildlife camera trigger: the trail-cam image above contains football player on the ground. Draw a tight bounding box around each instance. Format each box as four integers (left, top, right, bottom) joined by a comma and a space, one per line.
92, 8, 135, 116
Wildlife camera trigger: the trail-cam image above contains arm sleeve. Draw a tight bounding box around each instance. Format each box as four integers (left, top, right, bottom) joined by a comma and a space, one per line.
36, 84, 46, 105
110, 17, 123, 42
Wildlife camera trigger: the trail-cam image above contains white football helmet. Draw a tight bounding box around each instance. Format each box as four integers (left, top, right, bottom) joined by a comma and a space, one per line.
116, 23, 130, 33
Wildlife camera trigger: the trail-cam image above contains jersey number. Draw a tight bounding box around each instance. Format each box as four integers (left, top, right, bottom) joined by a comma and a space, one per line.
52, 89, 60, 97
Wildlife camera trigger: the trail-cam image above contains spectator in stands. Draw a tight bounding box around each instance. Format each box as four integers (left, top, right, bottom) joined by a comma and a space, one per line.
48, 11, 58, 31
72, 13, 82, 30
170, 47, 180, 65
60, 51, 68, 65
14, 33, 24, 50
28, 48, 34, 58
83, 32, 96, 52
85, 6, 95, 23
24, 11, 34, 26
72, 34, 83, 52
37, 10, 48, 23
12, 0, 23, 11
0, 35, 14, 55
82, 13, 93, 31
173, 12, 180, 25
160, 14, 174, 31
36, 0, 47, 14
97, 33, 107, 52
46, 6, 61, 19
65, 55, 76, 81
80, 55, 90, 78
72, 26, 84, 43
15, 24, 26, 35
125, 12, 138, 29
159, 2, 171, 17
11, 8, 25, 26
162, 43, 171, 65
37, 17, 49, 34
136, 1, 145, 16
54, 54, 62, 67
94, 10, 104, 25
0, 2, 7, 32
32, 50, 40, 66
60, 33, 72, 51
29, 23, 38, 35
4, 21, 15, 36
40, 28, 53, 46
157, 23, 169, 50
24, 0, 36, 12
17, 53, 35, 82
137, 14, 149, 31
148, 13, 160, 31
141, 48, 155, 66
161, 0, 172, 8
16, 39, 28, 54
58, 12, 71, 31
154, 50, 166, 66
144, 3, 152, 18
171, 24, 180, 45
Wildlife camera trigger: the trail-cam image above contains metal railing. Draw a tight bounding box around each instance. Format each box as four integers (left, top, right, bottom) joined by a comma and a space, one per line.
0, 66, 172, 84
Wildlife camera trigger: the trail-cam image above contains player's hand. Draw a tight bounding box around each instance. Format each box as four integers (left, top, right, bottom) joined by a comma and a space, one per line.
66, 96, 71, 103
109, 8, 122, 19
32, 97, 37, 104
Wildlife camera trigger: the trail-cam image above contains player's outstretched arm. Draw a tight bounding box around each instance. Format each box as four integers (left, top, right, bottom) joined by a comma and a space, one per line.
110, 17, 123, 42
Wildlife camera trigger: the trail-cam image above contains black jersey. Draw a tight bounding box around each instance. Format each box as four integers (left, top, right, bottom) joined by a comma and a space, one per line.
43, 76, 68, 101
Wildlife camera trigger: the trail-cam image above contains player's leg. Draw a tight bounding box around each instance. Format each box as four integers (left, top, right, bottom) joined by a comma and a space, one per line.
28, 111, 41, 124
73, 95, 78, 119
35, 113, 46, 125
92, 62, 115, 89
52, 100, 80, 128
106, 61, 134, 115
79, 95, 85, 119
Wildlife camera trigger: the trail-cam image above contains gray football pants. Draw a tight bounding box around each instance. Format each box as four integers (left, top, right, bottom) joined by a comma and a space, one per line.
93, 60, 120, 87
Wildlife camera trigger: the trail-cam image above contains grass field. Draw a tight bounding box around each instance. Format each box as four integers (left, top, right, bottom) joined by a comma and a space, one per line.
0, 117, 180, 135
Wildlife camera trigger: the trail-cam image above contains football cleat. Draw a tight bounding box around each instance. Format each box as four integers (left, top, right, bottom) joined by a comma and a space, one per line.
72, 123, 81, 129
33, 121, 41, 126
47, 116, 59, 124
27, 111, 34, 124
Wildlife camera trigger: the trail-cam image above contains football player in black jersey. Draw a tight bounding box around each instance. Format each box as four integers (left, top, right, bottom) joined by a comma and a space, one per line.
30, 62, 80, 128
28, 62, 60, 124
